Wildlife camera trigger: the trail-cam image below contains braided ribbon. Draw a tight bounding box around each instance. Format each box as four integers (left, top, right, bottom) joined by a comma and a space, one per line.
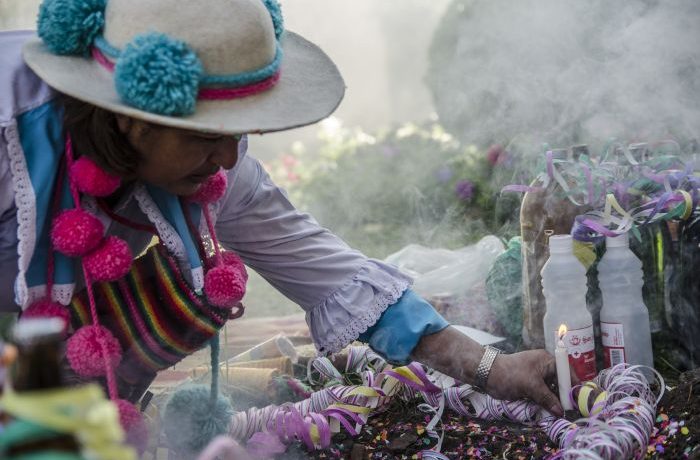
218, 347, 663, 460
92, 46, 281, 101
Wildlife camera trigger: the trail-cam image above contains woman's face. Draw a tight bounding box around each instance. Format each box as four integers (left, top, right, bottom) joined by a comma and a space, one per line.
117, 116, 240, 196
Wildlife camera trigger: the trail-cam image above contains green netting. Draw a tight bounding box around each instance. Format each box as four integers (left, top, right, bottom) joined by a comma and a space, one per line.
485, 237, 522, 340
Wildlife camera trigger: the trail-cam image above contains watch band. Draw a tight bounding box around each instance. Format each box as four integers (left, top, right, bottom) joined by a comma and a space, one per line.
474, 345, 501, 390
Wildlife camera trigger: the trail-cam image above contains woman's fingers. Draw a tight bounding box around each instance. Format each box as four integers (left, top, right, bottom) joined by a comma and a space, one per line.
529, 372, 564, 416
489, 350, 564, 416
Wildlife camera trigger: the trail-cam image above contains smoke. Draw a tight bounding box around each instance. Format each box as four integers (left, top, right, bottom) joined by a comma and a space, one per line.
429, 0, 700, 149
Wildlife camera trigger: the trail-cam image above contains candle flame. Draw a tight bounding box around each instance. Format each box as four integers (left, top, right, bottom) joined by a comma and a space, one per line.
558, 324, 567, 340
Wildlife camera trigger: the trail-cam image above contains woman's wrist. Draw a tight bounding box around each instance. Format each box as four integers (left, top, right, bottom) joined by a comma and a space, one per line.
360, 289, 449, 365
410, 326, 485, 385
474, 345, 501, 390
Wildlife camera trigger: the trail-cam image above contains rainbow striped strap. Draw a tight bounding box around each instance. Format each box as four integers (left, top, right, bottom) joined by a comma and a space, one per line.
69, 244, 228, 377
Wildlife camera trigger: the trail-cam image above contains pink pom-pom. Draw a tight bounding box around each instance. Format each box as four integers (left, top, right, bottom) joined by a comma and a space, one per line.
23, 299, 70, 333
83, 236, 133, 282
204, 265, 246, 307
221, 251, 248, 281
188, 169, 228, 204
115, 399, 148, 454
51, 209, 104, 257
70, 156, 121, 197
66, 325, 122, 377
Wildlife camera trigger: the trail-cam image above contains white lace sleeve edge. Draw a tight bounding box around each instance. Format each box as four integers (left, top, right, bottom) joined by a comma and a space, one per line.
308, 260, 412, 356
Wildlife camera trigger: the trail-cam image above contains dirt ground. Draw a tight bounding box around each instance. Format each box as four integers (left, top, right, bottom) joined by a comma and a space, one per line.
148, 314, 700, 459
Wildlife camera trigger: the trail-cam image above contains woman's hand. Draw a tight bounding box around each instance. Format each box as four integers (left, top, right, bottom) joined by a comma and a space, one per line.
411, 326, 567, 416
485, 350, 565, 416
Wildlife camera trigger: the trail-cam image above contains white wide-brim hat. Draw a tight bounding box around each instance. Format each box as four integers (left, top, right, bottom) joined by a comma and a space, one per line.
23, 0, 345, 135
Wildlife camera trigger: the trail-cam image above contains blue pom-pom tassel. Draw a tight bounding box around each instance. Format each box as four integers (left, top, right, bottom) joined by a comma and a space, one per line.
37, 0, 106, 55
163, 385, 234, 454
262, 0, 285, 40
114, 32, 202, 116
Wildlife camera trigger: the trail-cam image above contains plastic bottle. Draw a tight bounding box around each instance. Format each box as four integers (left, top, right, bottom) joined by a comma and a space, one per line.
542, 234, 597, 381
5, 318, 81, 454
521, 149, 592, 349
597, 233, 654, 372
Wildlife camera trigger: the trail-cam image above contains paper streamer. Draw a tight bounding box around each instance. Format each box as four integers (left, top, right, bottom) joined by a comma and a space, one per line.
208, 346, 664, 460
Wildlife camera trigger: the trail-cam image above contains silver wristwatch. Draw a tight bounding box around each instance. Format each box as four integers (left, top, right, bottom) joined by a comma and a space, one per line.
474, 345, 501, 390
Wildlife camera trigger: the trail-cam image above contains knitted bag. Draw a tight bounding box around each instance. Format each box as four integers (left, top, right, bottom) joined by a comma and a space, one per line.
67, 243, 241, 397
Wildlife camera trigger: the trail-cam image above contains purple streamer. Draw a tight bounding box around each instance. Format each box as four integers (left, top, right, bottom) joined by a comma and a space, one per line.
501, 184, 543, 194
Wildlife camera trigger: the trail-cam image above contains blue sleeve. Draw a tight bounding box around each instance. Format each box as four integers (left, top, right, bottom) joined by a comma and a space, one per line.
358, 289, 449, 364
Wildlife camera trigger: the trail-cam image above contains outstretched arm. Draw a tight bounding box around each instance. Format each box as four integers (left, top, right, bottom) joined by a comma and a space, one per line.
411, 326, 565, 416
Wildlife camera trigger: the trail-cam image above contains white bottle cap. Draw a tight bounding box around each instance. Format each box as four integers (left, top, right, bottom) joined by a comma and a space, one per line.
548, 234, 573, 253
606, 232, 629, 248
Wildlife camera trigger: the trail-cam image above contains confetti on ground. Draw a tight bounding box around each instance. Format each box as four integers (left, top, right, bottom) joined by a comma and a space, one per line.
644, 370, 700, 459
279, 370, 700, 459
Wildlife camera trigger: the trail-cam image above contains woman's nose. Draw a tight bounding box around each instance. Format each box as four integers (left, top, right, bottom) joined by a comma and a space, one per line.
208, 137, 239, 170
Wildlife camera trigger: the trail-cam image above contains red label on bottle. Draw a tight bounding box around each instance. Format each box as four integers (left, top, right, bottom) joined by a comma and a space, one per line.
601, 322, 626, 368
558, 326, 597, 381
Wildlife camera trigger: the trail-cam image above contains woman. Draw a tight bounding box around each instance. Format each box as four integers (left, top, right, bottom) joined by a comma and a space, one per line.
0, 0, 565, 423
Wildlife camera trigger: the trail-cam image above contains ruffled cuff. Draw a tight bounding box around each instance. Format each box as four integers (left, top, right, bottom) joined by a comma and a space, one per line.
306, 259, 412, 355
358, 289, 450, 365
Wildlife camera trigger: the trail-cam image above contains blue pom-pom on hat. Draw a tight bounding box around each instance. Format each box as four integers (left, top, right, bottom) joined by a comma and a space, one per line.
114, 32, 203, 116
37, 0, 107, 55
163, 385, 233, 454
262, 0, 285, 40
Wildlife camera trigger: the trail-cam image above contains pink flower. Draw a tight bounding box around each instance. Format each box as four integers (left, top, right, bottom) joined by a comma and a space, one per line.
282, 154, 297, 168
286, 171, 300, 183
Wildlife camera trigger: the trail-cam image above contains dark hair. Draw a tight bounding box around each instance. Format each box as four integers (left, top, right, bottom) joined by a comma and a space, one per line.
59, 95, 140, 178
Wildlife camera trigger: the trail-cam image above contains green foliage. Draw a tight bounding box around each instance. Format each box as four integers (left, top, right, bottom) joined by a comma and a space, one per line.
269, 120, 525, 259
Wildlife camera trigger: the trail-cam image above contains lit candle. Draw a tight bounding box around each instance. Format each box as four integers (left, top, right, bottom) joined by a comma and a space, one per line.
555, 324, 573, 411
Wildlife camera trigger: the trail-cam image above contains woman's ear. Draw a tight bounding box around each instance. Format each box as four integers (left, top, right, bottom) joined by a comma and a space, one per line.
115, 115, 150, 144
115, 114, 132, 135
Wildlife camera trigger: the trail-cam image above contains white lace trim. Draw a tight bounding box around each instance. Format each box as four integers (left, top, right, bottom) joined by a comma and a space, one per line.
192, 265, 204, 293
5, 122, 35, 309
26, 285, 46, 306
134, 184, 187, 262
313, 263, 412, 356
134, 184, 203, 291
26, 283, 76, 306
52, 283, 76, 305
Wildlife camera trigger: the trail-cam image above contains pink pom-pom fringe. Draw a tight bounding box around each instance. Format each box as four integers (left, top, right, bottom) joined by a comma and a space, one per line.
66, 325, 122, 378
51, 209, 104, 257
70, 156, 121, 197
84, 236, 133, 282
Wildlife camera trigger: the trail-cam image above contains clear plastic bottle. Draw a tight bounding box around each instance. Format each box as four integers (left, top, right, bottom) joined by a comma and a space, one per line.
542, 235, 597, 381
598, 233, 654, 372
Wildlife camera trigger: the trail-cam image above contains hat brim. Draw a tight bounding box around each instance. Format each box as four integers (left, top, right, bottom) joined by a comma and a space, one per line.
23, 32, 345, 135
